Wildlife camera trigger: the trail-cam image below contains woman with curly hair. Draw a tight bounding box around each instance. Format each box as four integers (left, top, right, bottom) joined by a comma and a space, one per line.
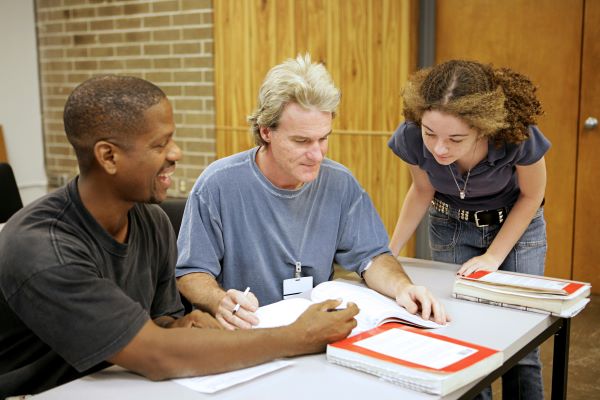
388, 60, 549, 400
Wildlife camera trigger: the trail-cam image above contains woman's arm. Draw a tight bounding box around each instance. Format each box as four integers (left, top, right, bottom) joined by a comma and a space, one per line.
389, 164, 436, 256
458, 157, 547, 275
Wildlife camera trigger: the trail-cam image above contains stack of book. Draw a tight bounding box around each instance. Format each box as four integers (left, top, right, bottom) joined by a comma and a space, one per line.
326, 323, 503, 396
452, 270, 591, 317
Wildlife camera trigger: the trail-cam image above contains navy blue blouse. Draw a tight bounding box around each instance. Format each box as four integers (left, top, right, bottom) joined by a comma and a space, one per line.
388, 121, 551, 210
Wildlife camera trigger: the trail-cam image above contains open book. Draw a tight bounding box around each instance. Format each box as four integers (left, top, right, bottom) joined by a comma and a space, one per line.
453, 270, 591, 317
327, 323, 502, 395
256, 280, 444, 335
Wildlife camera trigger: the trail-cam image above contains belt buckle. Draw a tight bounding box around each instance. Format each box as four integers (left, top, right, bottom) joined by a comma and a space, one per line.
474, 211, 488, 228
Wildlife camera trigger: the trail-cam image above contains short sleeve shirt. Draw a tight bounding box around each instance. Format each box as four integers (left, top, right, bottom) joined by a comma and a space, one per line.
176, 148, 391, 306
388, 121, 551, 210
0, 178, 183, 396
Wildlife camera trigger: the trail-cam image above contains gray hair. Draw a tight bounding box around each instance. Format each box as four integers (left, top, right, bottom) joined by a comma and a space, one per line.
247, 54, 341, 146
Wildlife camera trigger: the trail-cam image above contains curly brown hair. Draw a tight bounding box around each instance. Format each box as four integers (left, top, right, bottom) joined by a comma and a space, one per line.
402, 60, 543, 145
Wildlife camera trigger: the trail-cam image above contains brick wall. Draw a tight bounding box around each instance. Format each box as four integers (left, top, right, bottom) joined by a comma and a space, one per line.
35, 0, 215, 197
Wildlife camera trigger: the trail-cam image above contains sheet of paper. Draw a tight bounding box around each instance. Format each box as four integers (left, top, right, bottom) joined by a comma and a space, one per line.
172, 360, 294, 393
355, 329, 477, 370
475, 271, 569, 291
254, 297, 312, 328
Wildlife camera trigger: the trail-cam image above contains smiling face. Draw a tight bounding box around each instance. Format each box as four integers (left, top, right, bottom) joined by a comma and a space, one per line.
421, 110, 482, 166
117, 98, 181, 204
257, 102, 332, 189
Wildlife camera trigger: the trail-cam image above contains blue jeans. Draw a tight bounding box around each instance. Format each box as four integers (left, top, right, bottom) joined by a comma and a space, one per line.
429, 206, 547, 400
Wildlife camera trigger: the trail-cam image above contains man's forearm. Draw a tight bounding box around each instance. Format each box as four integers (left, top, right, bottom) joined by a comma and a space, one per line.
110, 320, 302, 381
153, 315, 176, 328
362, 254, 412, 298
109, 300, 359, 381
177, 272, 225, 316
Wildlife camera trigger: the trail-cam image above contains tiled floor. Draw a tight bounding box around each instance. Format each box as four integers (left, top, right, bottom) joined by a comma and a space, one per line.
491, 294, 600, 399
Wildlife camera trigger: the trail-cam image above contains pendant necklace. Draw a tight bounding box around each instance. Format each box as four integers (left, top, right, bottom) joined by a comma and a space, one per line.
448, 139, 479, 200
449, 167, 470, 199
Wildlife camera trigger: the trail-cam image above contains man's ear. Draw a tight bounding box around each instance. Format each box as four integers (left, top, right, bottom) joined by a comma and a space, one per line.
94, 140, 119, 175
259, 126, 271, 143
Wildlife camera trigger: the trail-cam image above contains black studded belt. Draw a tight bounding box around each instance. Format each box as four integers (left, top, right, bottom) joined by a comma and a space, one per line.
431, 198, 509, 228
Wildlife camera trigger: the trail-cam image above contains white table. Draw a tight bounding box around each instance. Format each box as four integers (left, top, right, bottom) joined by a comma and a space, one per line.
33, 258, 569, 400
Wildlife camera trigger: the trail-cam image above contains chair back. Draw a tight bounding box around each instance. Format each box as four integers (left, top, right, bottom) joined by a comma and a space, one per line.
0, 163, 23, 223
158, 197, 187, 236
158, 197, 193, 313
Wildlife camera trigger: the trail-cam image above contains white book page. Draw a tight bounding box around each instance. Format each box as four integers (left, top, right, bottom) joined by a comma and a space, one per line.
172, 360, 294, 393
311, 281, 443, 333
254, 297, 312, 328
355, 329, 477, 370
475, 272, 569, 292
457, 280, 585, 300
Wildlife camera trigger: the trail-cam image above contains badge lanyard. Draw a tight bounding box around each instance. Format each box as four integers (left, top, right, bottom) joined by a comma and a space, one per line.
283, 261, 313, 299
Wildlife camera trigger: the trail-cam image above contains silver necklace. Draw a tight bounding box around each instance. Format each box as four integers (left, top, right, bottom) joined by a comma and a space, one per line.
448, 166, 471, 199
448, 139, 479, 200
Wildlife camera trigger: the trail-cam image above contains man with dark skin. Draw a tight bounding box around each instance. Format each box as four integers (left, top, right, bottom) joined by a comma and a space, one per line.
0, 75, 358, 397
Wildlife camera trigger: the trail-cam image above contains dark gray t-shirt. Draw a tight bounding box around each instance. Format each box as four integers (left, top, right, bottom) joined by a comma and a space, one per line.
0, 179, 183, 397
388, 121, 551, 210
176, 148, 391, 306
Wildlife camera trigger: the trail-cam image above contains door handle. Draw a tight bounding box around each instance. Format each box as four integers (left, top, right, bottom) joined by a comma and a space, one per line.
584, 116, 598, 130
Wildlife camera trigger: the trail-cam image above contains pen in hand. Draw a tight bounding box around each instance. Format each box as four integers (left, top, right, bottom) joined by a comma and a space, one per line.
232, 286, 250, 315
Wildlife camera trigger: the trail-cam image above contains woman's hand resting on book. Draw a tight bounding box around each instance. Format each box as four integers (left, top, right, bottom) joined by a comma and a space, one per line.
457, 252, 502, 277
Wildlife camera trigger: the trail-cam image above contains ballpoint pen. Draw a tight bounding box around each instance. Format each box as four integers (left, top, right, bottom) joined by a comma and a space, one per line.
232, 286, 250, 315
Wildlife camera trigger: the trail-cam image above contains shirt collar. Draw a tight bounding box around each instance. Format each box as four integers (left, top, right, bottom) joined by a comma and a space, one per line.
421, 138, 507, 166
486, 141, 506, 165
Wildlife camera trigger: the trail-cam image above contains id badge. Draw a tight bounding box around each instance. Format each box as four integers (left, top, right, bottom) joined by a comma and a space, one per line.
283, 276, 313, 299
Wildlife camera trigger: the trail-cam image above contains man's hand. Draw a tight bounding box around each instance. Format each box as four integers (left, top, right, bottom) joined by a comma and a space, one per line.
457, 252, 502, 277
395, 285, 449, 325
288, 299, 359, 354
215, 288, 260, 330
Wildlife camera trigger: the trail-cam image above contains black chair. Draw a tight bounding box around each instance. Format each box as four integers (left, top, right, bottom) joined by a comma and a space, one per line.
0, 163, 23, 223
158, 197, 187, 236
158, 197, 193, 312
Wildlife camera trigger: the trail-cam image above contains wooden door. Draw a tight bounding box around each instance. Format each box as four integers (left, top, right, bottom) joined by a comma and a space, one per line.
435, 0, 584, 281
213, 0, 419, 253
573, 0, 600, 290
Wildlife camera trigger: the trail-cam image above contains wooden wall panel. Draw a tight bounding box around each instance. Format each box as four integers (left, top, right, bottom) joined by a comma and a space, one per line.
214, 0, 417, 255
573, 0, 600, 291
0, 126, 8, 163
435, 0, 584, 279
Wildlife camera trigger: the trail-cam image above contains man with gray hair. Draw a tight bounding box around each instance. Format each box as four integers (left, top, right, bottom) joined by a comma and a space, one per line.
176, 54, 449, 330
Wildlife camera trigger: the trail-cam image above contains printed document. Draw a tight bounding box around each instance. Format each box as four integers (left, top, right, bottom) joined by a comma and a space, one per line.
355, 328, 477, 370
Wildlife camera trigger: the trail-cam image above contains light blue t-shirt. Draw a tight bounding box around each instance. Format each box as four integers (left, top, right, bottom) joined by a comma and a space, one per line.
176, 147, 390, 305
388, 121, 551, 210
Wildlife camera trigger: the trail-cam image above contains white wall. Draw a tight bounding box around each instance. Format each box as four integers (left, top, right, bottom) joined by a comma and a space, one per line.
0, 0, 47, 204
